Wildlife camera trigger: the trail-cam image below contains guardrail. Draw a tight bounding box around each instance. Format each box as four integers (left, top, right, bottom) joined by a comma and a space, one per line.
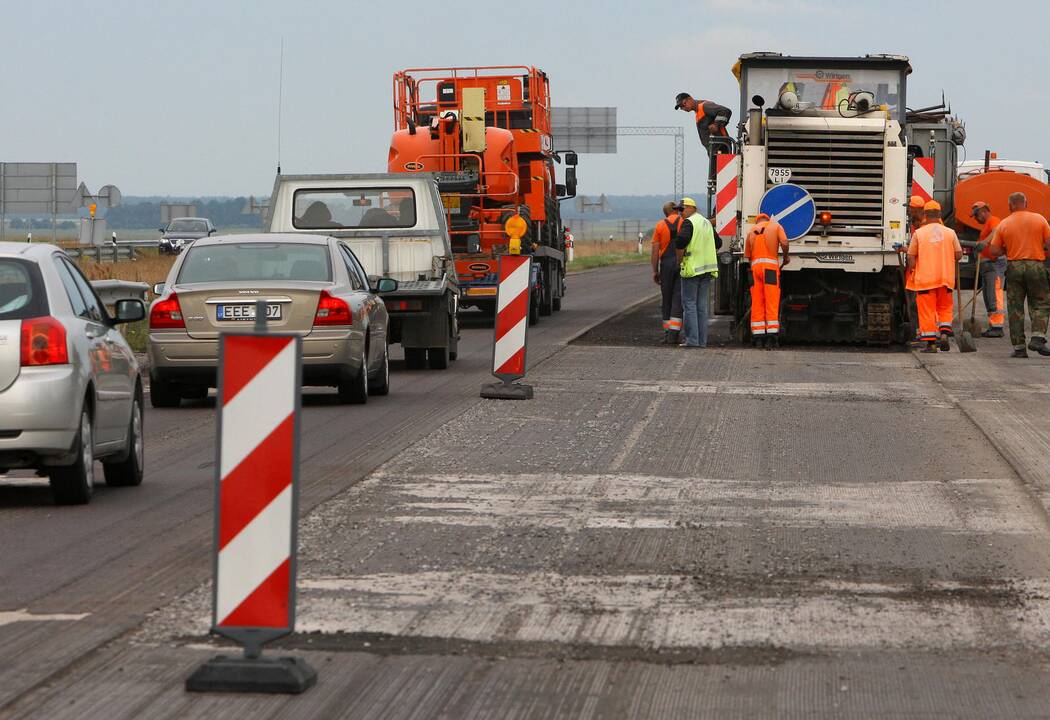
89, 279, 150, 305
65, 245, 137, 261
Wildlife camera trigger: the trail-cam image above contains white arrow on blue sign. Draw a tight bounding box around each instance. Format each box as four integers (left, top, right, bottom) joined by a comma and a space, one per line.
759, 183, 816, 241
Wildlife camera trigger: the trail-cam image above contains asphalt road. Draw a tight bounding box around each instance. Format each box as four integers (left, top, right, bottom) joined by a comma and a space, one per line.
0, 262, 656, 716
6, 267, 1050, 718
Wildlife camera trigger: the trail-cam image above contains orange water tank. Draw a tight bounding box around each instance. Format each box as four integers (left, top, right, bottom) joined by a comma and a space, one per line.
954, 170, 1050, 231
388, 126, 518, 198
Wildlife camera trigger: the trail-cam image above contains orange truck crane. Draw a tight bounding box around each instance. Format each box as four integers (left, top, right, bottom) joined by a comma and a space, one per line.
388, 66, 578, 323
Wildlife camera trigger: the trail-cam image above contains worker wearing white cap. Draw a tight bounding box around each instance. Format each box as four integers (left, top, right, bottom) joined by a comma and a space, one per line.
674, 197, 720, 347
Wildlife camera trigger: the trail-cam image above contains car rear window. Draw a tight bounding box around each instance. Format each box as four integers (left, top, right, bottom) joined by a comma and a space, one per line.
0, 259, 48, 320
177, 243, 332, 284
293, 188, 416, 229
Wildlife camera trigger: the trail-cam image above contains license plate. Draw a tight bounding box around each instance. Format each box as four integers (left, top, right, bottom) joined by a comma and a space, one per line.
815, 253, 855, 264
216, 303, 282, 321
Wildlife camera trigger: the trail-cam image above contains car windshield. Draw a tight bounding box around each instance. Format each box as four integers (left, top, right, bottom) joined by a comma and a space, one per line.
168, 219, 209, 233
177, 243, 332, 284
0, 259, 46, 320
293, 188, 417, 230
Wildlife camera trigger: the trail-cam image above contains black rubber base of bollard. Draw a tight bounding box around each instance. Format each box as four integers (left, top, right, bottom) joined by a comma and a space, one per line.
480, 382, 534, 400
185, 655, 317, 694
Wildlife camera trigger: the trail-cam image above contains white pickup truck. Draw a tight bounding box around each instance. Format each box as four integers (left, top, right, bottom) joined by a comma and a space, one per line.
267, 174, 459, 369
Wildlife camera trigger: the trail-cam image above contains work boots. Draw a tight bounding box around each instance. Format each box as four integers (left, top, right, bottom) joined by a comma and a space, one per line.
981, 327, 1004, 338
668, 331, 680, 346
1027, 337, 1050, 356
1011, 347, 1030, 358
922, 342, 938, 353
938, 332, 951, 352
766, 334, 779, 350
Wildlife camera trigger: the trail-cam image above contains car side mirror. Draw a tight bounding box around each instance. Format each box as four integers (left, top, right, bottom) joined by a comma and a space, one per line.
152, 283, 166, 295
375, 277, 398, 293
208, 228, 216, 235
112, 299, 146, 324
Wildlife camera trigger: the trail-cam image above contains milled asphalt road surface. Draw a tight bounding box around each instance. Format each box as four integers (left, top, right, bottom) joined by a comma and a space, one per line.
6, 267, 1050, 718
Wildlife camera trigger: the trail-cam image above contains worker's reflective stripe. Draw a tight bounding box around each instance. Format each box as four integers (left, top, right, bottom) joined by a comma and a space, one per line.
752, 328, 767, 335
751, 321, 767, 328
690, 263, 719, 274
751, 257, 778, 266
662, 320, 670, 330
668, 318, 682, 330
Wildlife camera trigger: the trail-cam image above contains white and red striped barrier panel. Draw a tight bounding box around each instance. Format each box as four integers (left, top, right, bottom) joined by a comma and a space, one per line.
911, 157, 935, 203
714, 153, 740, 240
213, 333, 302, 645
491, 254, 531, 381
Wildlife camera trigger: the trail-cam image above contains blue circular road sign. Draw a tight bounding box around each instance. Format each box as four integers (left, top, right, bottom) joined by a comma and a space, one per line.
759, 183, 816, 241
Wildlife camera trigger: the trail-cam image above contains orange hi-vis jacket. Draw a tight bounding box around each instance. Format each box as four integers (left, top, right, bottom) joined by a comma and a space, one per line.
745, 220, 787, 264
907, 221, 962, 291
652, 213, 682, 258
979, 215, 1002, 261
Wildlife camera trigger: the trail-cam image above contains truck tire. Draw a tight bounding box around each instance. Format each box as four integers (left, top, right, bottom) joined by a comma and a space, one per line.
404, 348, 427, 370
539, 265, 553, 316
427, 345, 450, 370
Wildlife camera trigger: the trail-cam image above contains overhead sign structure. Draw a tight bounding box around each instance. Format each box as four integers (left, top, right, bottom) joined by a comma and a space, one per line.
551, 107, 617, 153
0, 163, 78, 241
759, 183, 816, 241
186, 315, 316, 694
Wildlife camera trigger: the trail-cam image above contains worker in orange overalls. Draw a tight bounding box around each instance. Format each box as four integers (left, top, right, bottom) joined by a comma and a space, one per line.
651, 201, 683, 344
744, 213, 790, 349
901, 195, 927, 343
907, 200, 963, 352
970, 201, 1005, 337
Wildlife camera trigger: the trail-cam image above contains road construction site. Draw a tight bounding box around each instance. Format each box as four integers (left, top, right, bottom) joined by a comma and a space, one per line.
3, 262, 1050, 718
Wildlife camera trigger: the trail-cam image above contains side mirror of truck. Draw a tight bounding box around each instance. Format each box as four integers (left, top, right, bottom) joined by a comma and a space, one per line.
374, 277, 398, 293
565, 168, 578, 196
556, 184, 567, 198
564, 151, 578, 167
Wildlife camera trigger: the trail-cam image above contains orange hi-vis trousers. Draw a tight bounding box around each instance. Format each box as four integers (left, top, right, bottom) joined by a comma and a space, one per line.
916, 286, 954, 342
750, 259, 781, 336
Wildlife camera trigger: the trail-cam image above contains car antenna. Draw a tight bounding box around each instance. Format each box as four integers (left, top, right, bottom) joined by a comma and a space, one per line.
276, 36, 284, 175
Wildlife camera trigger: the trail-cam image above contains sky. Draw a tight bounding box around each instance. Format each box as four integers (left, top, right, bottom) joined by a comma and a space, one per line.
3, 0, 1049, 200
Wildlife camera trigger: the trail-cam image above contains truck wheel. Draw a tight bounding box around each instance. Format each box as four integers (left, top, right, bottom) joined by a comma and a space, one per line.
539, 268, 553, 316
150, 378, 181, 408
404, 348, 427, 370
427, 346, 449, 370
50, 405, 94, 505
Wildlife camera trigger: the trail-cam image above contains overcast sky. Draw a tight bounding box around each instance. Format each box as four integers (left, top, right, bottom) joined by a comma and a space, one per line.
3, 0, 1048, 199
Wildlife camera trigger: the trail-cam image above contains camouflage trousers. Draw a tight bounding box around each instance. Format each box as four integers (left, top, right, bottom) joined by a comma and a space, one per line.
1006, 259, 1050, 348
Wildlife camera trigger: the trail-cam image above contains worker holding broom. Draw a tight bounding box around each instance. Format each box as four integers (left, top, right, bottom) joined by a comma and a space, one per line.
907, 200, 962, 352
970, 201, 1005, 338
651, 201, 683, 344
987, 192, 1050, 358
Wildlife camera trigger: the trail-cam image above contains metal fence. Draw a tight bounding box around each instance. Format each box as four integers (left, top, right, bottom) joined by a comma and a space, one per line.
64, 245, 137, 261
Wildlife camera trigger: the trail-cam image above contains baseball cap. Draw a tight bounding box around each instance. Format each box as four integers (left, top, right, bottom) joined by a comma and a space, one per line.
908, 195, 925, 209
971, 200, 990, 216
755, 212, 770, 221
681, 197, 698, 208
923, 200, 941, 212
674, 92, 692, 110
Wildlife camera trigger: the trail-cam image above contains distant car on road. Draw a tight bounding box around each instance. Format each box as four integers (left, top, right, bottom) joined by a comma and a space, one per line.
159, 217, 215, 255
148, 233, 397, 407
0, 243, 146, 505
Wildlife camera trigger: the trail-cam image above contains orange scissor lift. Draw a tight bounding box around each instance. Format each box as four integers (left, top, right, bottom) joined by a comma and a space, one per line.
388, 65, 577, 322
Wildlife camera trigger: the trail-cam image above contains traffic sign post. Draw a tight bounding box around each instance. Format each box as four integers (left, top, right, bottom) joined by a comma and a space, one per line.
186, 300, 316, 694
758, 183, 816, 241
482, 221, 534, 400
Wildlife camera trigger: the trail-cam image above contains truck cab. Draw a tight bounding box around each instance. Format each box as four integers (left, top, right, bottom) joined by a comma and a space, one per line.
267, 173, 459, 369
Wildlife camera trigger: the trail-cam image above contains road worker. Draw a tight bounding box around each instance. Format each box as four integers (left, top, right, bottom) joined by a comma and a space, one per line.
970, 201, 1005, 338
674, 93, 732, 153
744, 213, 790, 349
987, 192, 1050, 357
651, 201, 683, 344
907, 200, 962, 353
907, 195, 926, 230
902, 194, 927, 343
674, 197, 720, 347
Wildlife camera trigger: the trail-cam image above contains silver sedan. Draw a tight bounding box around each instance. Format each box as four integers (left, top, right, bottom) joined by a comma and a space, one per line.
147, 233, 397, 407
0, 243, 146, 504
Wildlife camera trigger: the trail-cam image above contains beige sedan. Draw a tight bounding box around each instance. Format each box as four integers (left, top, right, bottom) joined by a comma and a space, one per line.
147, 233, 396, 407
